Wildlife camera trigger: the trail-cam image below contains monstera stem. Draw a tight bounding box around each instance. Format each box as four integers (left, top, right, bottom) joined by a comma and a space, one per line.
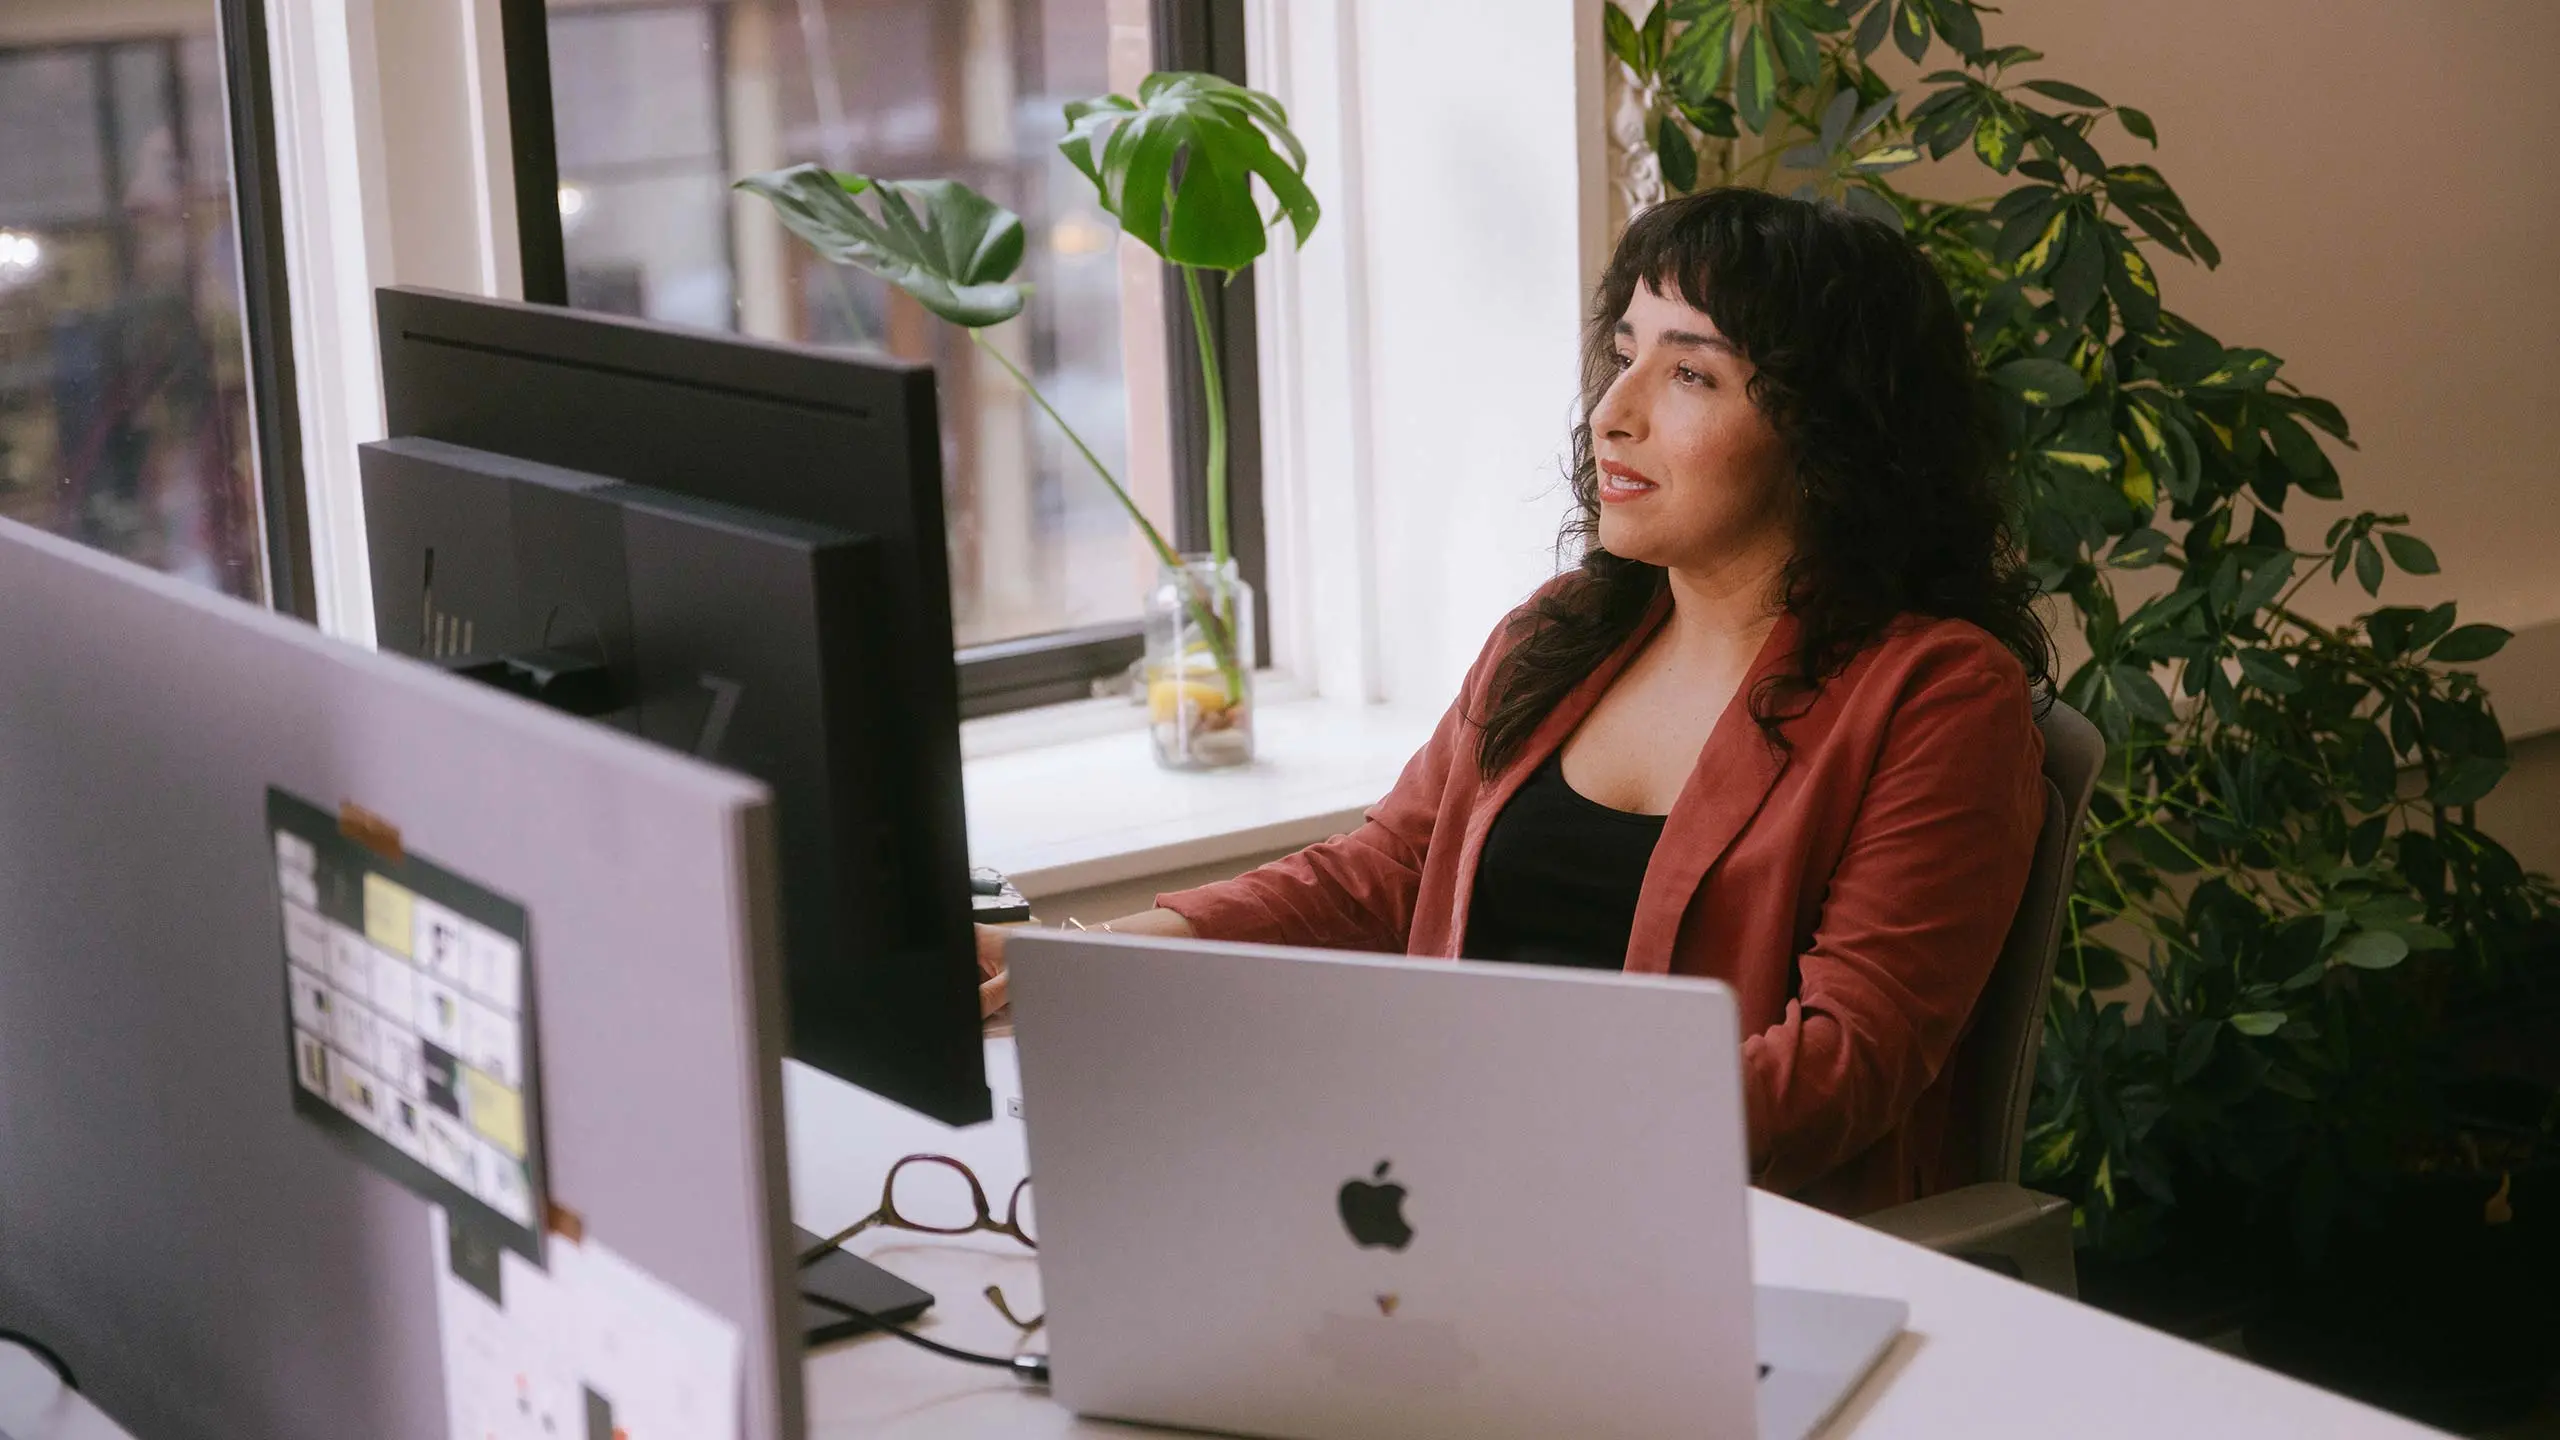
1181, 266, 1230, 571
968, 328, 1242, 700
1180, 265, 1242, 703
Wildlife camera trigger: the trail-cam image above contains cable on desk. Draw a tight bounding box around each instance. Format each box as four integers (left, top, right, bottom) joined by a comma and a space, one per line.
803, 1293, 1049, 1384
0, 1328, 76, 1392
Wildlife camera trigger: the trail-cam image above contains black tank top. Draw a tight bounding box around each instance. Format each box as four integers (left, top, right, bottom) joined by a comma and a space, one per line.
1461, 752, 1667, 971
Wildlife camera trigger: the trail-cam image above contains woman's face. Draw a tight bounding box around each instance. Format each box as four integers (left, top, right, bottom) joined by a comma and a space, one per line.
1590, 281, 1796, 576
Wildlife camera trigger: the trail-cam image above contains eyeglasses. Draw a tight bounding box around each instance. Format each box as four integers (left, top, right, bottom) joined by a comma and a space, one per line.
800, 1153, 1043, 1332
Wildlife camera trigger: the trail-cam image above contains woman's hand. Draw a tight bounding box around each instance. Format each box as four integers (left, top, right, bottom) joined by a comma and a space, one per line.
976, 910, 1201, 1022
977, 923, 1013, 1020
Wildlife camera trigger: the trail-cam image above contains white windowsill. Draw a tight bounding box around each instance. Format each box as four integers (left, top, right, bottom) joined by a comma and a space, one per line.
960, 693, 1440, 899
957, 670, 1316, 760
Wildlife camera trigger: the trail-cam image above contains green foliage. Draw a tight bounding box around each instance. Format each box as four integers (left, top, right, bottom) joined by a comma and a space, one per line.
733, 164, 1185, 574
1060, 71, 1320, 273
1609, 0, 2554, 1259
1056, 70, 1315, 689
731, 167, 1028, 328
740, 72, 1318, 702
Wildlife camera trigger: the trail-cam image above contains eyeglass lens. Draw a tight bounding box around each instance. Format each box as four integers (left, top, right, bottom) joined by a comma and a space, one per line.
883, 1155, 990, 1234
1004, 1176, 1037, 1247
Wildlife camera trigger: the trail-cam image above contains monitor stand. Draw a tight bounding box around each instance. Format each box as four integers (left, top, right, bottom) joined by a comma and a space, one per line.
794, 1225, 934, 1348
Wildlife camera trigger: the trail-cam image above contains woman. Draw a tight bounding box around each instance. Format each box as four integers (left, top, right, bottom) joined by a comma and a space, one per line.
981, 187, 2053, 1216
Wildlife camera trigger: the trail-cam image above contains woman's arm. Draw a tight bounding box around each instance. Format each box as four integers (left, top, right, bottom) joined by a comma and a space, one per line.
1742, 644, 2046, 1196
1149, 694, 1467, 952
974, 639, 1495, 1022
1146, 597, 1543, 952
977, 908, 1194, 1017
973, 590, 1551, 1019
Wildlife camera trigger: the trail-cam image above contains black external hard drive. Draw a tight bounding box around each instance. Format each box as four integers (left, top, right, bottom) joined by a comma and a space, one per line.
796, 1224, 935, 1348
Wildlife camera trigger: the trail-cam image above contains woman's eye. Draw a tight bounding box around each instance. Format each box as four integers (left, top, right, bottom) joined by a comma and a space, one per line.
1610, 351, 1634, 370
1675, 364, 1708, 387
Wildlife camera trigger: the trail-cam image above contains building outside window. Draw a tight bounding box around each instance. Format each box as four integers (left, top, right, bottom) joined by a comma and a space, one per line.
0, 9, 281, 605
541, 0, 1179, 667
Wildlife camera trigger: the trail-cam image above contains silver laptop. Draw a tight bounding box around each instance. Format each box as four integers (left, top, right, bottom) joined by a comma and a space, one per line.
1008, 929, 1905, 1440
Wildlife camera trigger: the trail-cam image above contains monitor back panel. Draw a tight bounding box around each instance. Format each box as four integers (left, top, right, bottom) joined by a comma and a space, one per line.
361, 436, 920, 1113
0, 521, 800, 1440
376, 285, 985, 1125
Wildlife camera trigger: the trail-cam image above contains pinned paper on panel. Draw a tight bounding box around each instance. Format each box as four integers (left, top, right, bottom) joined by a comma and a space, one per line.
269, 787, 551, 1264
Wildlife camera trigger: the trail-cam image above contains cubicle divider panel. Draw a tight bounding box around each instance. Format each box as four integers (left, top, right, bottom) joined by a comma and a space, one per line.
0, 521, 800, 1440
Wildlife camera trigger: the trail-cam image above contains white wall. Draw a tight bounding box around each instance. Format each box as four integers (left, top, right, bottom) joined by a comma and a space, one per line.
1253, 0, 1612, 710
1355, 0, 1612, 705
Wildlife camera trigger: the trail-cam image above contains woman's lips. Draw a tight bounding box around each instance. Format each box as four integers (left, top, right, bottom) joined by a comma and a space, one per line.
1598, 459, 1658, 504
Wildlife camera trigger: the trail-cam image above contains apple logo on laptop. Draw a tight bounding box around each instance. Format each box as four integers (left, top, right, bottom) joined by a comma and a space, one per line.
1338, 1161, 1413, 1251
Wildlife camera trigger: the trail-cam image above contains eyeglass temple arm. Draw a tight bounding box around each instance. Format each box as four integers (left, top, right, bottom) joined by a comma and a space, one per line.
799, 1212, 884, 1265
983, 1284, 1046, 1333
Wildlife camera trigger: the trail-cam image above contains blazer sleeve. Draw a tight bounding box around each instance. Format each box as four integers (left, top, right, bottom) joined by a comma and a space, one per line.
1742, 641, 2046, 1196
1153, 604, 1525, 952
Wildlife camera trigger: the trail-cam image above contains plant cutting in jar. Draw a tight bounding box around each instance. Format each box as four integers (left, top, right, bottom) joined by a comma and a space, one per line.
736, 71, 1318, 740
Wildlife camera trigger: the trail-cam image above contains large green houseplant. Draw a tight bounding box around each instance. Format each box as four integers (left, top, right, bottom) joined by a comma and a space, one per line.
738, 71, 1316, 762
1604, 0, 2553, 1270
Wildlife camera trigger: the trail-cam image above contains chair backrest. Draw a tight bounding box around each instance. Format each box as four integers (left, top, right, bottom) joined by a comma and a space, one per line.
1949, 698, 2105, 1185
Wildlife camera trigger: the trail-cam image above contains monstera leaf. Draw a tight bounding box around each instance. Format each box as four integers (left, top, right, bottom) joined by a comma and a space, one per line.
1060, 71, 1319, 272
732, 164, 1026, 327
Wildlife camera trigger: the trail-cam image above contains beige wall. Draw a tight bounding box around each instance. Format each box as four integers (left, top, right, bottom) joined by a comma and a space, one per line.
1945, 2, 2560, 632
2477, 731, 2560, 881
1884, 1, 2560, 736
1885, 2, 2560, 876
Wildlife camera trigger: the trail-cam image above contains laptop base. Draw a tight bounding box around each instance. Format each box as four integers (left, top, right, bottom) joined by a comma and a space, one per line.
1755, 1285, 1908, 1440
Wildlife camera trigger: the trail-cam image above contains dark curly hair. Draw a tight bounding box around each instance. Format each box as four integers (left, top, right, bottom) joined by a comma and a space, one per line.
1473, 187, 2051, 778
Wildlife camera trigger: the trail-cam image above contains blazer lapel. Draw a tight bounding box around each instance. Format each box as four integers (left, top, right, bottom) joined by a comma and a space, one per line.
1442, 588, 1674, 956
1621, 612, 1800, 975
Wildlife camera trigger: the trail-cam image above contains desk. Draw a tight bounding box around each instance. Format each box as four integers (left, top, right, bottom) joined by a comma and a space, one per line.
789, 1044, 2445, 1439
0, 1345, 135, 1440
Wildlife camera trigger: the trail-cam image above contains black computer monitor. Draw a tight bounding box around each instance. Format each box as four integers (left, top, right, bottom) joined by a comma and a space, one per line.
367, 286, 987, 1127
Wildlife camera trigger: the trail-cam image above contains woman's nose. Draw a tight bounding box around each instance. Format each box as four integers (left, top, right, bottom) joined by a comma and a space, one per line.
1593, 372, 1645, 442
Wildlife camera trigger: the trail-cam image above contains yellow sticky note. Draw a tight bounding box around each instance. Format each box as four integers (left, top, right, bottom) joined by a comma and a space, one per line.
462, 1065, 527, 1159
364, 874, 415, 957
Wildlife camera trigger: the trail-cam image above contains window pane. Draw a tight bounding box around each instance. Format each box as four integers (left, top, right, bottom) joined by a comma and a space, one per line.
544, 0, 1156, 649
0, 17, 269, 603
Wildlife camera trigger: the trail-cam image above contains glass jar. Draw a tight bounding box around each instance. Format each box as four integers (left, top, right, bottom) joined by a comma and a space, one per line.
1142, 555, 1255, 771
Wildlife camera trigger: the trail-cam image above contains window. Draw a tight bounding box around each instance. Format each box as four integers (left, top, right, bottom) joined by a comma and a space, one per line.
520, 0, 1262, 715
0, 0, 305, 611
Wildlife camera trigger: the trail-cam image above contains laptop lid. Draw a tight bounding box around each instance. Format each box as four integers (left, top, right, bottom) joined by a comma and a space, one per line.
1008, 930, 1758, 1440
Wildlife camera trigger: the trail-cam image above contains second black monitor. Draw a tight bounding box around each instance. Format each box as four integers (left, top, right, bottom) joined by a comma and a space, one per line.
367, 286, 986, 1127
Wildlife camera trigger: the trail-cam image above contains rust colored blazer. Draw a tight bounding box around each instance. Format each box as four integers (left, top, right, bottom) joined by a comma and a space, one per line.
1157, 587, 2046, 1216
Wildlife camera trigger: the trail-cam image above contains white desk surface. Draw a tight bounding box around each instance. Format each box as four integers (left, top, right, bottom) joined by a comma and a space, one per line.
0, 1346, 136, 1440
789, 1041, 2445, 1440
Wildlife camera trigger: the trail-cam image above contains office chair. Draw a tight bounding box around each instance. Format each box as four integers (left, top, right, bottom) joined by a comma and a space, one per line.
1858, 698, 2105, 1298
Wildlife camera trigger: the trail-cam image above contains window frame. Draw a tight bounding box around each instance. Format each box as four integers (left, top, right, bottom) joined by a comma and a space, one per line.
498, 0, 569, 308
218, 0, 319, 618
501, 0, 1267, 718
